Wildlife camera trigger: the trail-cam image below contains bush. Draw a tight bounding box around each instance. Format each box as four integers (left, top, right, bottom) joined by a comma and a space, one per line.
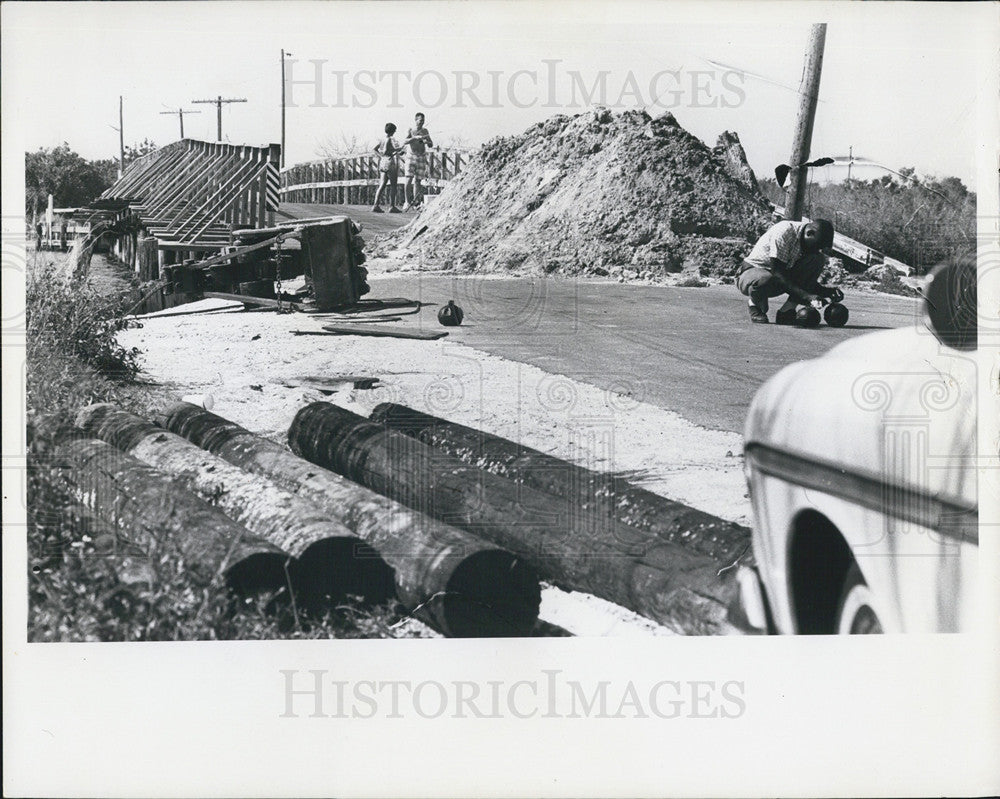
820, 258, 849, 285
26, 266, 148, 416
24, 263, 424, 641
758, 173, 975, 274
27, 266, 141, 378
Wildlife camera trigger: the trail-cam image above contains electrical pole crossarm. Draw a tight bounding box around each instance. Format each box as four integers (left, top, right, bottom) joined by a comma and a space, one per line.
192, 96, 247, 141
160, 107, 201, 139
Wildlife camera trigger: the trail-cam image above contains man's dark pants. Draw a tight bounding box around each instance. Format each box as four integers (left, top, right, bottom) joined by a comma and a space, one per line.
736, 254, 825, 309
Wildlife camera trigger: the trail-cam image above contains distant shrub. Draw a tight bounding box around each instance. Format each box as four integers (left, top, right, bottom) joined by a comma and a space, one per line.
27, 266, 141, 380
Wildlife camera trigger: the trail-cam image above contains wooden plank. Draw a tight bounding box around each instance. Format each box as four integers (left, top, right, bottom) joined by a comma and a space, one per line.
203, 291, 303, 310
317, 323, 447, 340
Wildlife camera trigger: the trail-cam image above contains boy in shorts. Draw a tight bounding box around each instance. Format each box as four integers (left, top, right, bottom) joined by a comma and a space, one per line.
372, 122, 404, 213
403, 112, 433, 210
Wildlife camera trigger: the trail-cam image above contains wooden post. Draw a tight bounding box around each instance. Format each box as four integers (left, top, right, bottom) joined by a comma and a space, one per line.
785, 23, 827, 221
75, 405, 387, 594
288, 403, 739, 635
118, 95, 125, 174
54, 436, 285, 586
280, 49, 287, 168
370, 403, 751, 564
159, 402, 542, 637
137, 237, 159, 281
302, 218, 358, 309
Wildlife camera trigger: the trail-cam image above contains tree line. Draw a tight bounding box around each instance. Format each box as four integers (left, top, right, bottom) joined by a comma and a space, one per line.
759, 170, 976, 273
25, 140, 158, 222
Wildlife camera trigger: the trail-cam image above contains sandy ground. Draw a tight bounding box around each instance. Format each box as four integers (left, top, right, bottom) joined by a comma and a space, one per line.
118, 272, 754, 637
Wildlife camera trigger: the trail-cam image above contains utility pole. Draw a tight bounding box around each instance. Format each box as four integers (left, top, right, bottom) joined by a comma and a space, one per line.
785, 23, 827, 221
109, 96, 126, 176
160, 107, 200, 138
847, 145, 853, 183
118, 96, 125, 172
192, 95, 247, 141
281, 50, 292, 168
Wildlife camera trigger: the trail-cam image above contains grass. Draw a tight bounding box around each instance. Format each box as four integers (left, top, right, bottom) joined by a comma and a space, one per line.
25, 255, 416, 641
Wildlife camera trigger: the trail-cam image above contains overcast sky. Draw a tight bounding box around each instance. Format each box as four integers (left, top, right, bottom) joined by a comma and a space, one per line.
2, 1, 993, 189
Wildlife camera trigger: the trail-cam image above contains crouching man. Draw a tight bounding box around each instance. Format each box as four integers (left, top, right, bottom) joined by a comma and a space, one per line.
737, 218, 842, 324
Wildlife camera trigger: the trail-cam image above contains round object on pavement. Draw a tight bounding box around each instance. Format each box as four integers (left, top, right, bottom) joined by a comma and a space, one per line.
795, 306, 821, 328
824, 302, 849, 327
438, 300, 464, 327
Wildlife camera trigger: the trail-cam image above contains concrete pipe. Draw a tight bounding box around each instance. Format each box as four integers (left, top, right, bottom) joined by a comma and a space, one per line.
370, 403, 751, 565
159, 402, 540, 637
288, 402, 738, 635
53, 436, 289, 596
75, 404, 394, 610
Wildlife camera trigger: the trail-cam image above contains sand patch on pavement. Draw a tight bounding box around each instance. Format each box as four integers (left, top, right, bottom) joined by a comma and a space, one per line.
120, 297, 750, 636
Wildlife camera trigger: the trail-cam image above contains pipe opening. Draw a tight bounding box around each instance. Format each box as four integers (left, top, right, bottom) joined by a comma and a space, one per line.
290, 536, 397, 614
440, 551, 541, 637
224, 552, 294, 596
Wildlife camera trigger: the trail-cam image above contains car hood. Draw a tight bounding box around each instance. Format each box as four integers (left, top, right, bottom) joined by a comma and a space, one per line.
744, 325, 977, 508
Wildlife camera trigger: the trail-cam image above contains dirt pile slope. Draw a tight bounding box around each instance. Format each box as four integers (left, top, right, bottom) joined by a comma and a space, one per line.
381, 108, 773, 279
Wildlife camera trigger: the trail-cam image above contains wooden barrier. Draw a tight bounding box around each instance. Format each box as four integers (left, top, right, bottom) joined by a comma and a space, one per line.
281, 149, 471, 206
100, 139, 282, 248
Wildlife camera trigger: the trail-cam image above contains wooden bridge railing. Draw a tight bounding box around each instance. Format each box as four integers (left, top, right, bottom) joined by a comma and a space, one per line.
280, 148, 471, 206
100, 139, 282, 246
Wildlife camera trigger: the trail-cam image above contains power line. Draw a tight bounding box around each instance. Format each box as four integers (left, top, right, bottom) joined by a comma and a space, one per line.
191, 95, 247, 141
160, 107, 200, 138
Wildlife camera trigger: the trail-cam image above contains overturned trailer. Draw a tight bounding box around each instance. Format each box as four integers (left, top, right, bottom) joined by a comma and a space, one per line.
77, 139, 369, 312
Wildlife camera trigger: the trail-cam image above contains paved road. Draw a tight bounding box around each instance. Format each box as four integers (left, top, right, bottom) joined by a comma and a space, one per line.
278, 203, 919, 432
366, 275, 920, 433
278, 202, 413, 237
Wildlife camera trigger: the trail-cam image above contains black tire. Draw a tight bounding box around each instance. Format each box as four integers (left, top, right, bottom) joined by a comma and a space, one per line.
834, 563, 884, 634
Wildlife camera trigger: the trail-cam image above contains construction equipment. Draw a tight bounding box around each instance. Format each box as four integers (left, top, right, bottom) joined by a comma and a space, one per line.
157, 216, 369, 312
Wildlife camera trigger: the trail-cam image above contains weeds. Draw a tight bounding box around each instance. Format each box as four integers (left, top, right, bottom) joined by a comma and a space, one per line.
25, 259, 411, 641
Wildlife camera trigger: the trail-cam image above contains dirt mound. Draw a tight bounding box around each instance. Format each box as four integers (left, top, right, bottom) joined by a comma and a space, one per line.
379, 108, 773, 279
854, 263, 920, 296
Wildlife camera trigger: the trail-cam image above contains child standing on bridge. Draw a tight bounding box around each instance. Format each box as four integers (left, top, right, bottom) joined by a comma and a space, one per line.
403, 112, 433, 211
372, 123, 404, 213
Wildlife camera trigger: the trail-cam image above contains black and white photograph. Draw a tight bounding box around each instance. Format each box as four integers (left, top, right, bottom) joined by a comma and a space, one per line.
3, 1, 998, 796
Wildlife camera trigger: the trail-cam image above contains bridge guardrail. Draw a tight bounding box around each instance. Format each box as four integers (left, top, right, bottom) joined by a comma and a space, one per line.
280, 148, 471, 206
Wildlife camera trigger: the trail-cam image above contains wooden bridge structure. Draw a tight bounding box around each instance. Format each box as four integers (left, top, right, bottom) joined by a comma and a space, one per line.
280, 149, 470, 206
96, 139, 282, 253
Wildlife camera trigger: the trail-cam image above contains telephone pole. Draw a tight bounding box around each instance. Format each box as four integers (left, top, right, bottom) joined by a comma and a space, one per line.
118, 96, 125, 172
160, 107, 200, 138
847, 145, 853, 183
281, 49, 293, 168
785, 23, 827, 221
192, 95, 247, 141
109, 96, 126, 176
